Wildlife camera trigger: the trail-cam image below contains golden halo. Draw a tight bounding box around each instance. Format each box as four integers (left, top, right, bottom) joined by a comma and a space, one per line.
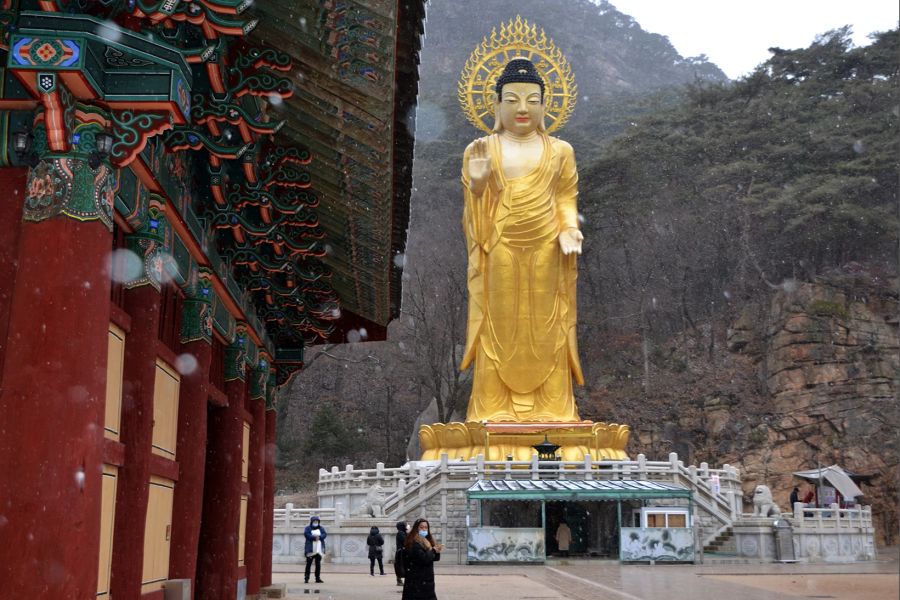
458, 16, 577, 134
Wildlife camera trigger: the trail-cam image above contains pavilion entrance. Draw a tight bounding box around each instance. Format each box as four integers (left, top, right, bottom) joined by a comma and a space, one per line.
544, 500, 625, 557
467, 480, 693, 563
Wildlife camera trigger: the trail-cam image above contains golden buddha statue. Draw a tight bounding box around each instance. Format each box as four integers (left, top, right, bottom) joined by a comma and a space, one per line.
460, 58, 584, 422
418, 42, 629, 461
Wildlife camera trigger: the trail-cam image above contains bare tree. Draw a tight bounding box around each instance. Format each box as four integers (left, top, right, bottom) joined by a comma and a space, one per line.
401, 267, 471, 423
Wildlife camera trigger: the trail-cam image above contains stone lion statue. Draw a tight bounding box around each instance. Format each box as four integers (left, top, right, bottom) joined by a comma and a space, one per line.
354, 483, 386, 518
752, 484, 781, 517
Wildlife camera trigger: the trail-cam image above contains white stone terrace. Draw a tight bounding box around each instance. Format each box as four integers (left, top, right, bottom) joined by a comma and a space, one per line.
280, 453, 744, 547
273, 454, 878, 565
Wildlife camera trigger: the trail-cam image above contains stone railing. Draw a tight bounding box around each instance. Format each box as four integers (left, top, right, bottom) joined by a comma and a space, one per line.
737, 504, 874, 530
789, 503, 874, 531
732, 504, 875, 563
272, 505, 337, 529
312, 452, 742, 546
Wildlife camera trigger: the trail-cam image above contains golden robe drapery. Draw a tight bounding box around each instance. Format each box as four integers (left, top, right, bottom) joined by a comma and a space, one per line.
460, 133, 584, 422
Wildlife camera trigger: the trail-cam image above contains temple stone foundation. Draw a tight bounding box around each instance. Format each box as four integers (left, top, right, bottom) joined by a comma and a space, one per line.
273, 453, 876, 567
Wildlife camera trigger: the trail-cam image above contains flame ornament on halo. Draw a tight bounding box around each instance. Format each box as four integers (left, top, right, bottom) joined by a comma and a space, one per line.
458, 16, 577, 134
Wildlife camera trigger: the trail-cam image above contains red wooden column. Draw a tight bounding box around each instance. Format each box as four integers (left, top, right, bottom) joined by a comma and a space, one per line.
0, 168, 27, 375
260, 407, 277, 587
0, 160, 116, 598
109, 284, 161, 599
196, 376, 247, 599
167, 338, 212, 588
245, 396, 266, 594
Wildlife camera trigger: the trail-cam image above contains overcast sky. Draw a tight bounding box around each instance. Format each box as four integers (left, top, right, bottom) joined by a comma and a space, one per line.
607, 0, 899, 79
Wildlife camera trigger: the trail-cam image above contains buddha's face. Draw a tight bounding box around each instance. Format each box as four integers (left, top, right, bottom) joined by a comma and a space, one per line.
496, 82, 543, 134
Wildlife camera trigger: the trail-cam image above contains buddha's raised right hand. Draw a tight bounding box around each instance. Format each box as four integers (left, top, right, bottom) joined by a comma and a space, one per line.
467, 137, 492, 195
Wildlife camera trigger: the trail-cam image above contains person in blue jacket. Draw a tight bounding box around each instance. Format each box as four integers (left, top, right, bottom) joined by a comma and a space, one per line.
304, 515, 326, 584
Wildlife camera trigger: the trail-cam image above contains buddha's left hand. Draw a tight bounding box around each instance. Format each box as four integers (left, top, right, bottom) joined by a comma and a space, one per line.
558, 228, 583, 255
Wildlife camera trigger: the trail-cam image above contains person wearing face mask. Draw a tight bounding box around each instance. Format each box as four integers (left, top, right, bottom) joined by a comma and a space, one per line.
402, 518, 443, 600
394, 521, 408, 586
303, 515, 326, 584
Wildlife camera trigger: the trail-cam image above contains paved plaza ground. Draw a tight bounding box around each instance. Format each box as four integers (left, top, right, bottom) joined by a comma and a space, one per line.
272, 547, 899, 600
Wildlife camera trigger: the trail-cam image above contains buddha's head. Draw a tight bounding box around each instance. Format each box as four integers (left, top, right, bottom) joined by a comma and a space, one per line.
493, 58, 546, 134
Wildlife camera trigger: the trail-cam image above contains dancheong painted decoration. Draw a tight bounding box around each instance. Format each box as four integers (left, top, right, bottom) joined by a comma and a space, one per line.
0, 0, 424, 386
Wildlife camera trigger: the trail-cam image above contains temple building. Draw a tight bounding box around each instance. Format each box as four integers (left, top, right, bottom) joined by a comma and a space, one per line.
0, 1, 425, 598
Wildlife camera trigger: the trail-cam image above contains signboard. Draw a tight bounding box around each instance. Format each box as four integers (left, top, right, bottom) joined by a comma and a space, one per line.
620, 528, 695, 562
467, 527, 545, 562
819, 485, 837, 506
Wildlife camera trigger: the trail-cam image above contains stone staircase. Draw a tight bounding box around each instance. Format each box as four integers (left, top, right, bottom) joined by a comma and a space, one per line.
703, 526, 736, 555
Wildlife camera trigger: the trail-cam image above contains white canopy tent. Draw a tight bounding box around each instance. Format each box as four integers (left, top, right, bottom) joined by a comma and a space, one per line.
792, 465, 865, 500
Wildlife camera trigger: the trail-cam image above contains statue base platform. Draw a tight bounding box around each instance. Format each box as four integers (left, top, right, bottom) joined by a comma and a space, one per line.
418, 421, 630, 461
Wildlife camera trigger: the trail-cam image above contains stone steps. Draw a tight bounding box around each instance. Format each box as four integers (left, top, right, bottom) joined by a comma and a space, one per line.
700, 555, 762, 565
703, 527, 736, 554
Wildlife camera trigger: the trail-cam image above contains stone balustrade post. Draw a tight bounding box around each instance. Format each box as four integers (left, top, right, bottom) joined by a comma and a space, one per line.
637, 454, 647, 480
397, 479, 407, 513
476, 454, 485, 479
417, 465, 427, 502
584, 454, 593, 480
531, 454, 539, 476
725, 464, 738, 481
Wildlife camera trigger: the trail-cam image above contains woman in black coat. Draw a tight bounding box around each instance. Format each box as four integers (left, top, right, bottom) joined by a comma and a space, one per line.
394, 521, 408, 586
402, 518, 443, 600
366, 526, 385, 575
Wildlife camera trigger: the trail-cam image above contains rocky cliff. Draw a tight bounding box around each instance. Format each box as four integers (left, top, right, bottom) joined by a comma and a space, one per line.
615, 268, 898, 544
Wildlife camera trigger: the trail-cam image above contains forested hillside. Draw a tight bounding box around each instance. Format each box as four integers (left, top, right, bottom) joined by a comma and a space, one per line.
573, 27, 899, 541
578, 26, 898, 391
